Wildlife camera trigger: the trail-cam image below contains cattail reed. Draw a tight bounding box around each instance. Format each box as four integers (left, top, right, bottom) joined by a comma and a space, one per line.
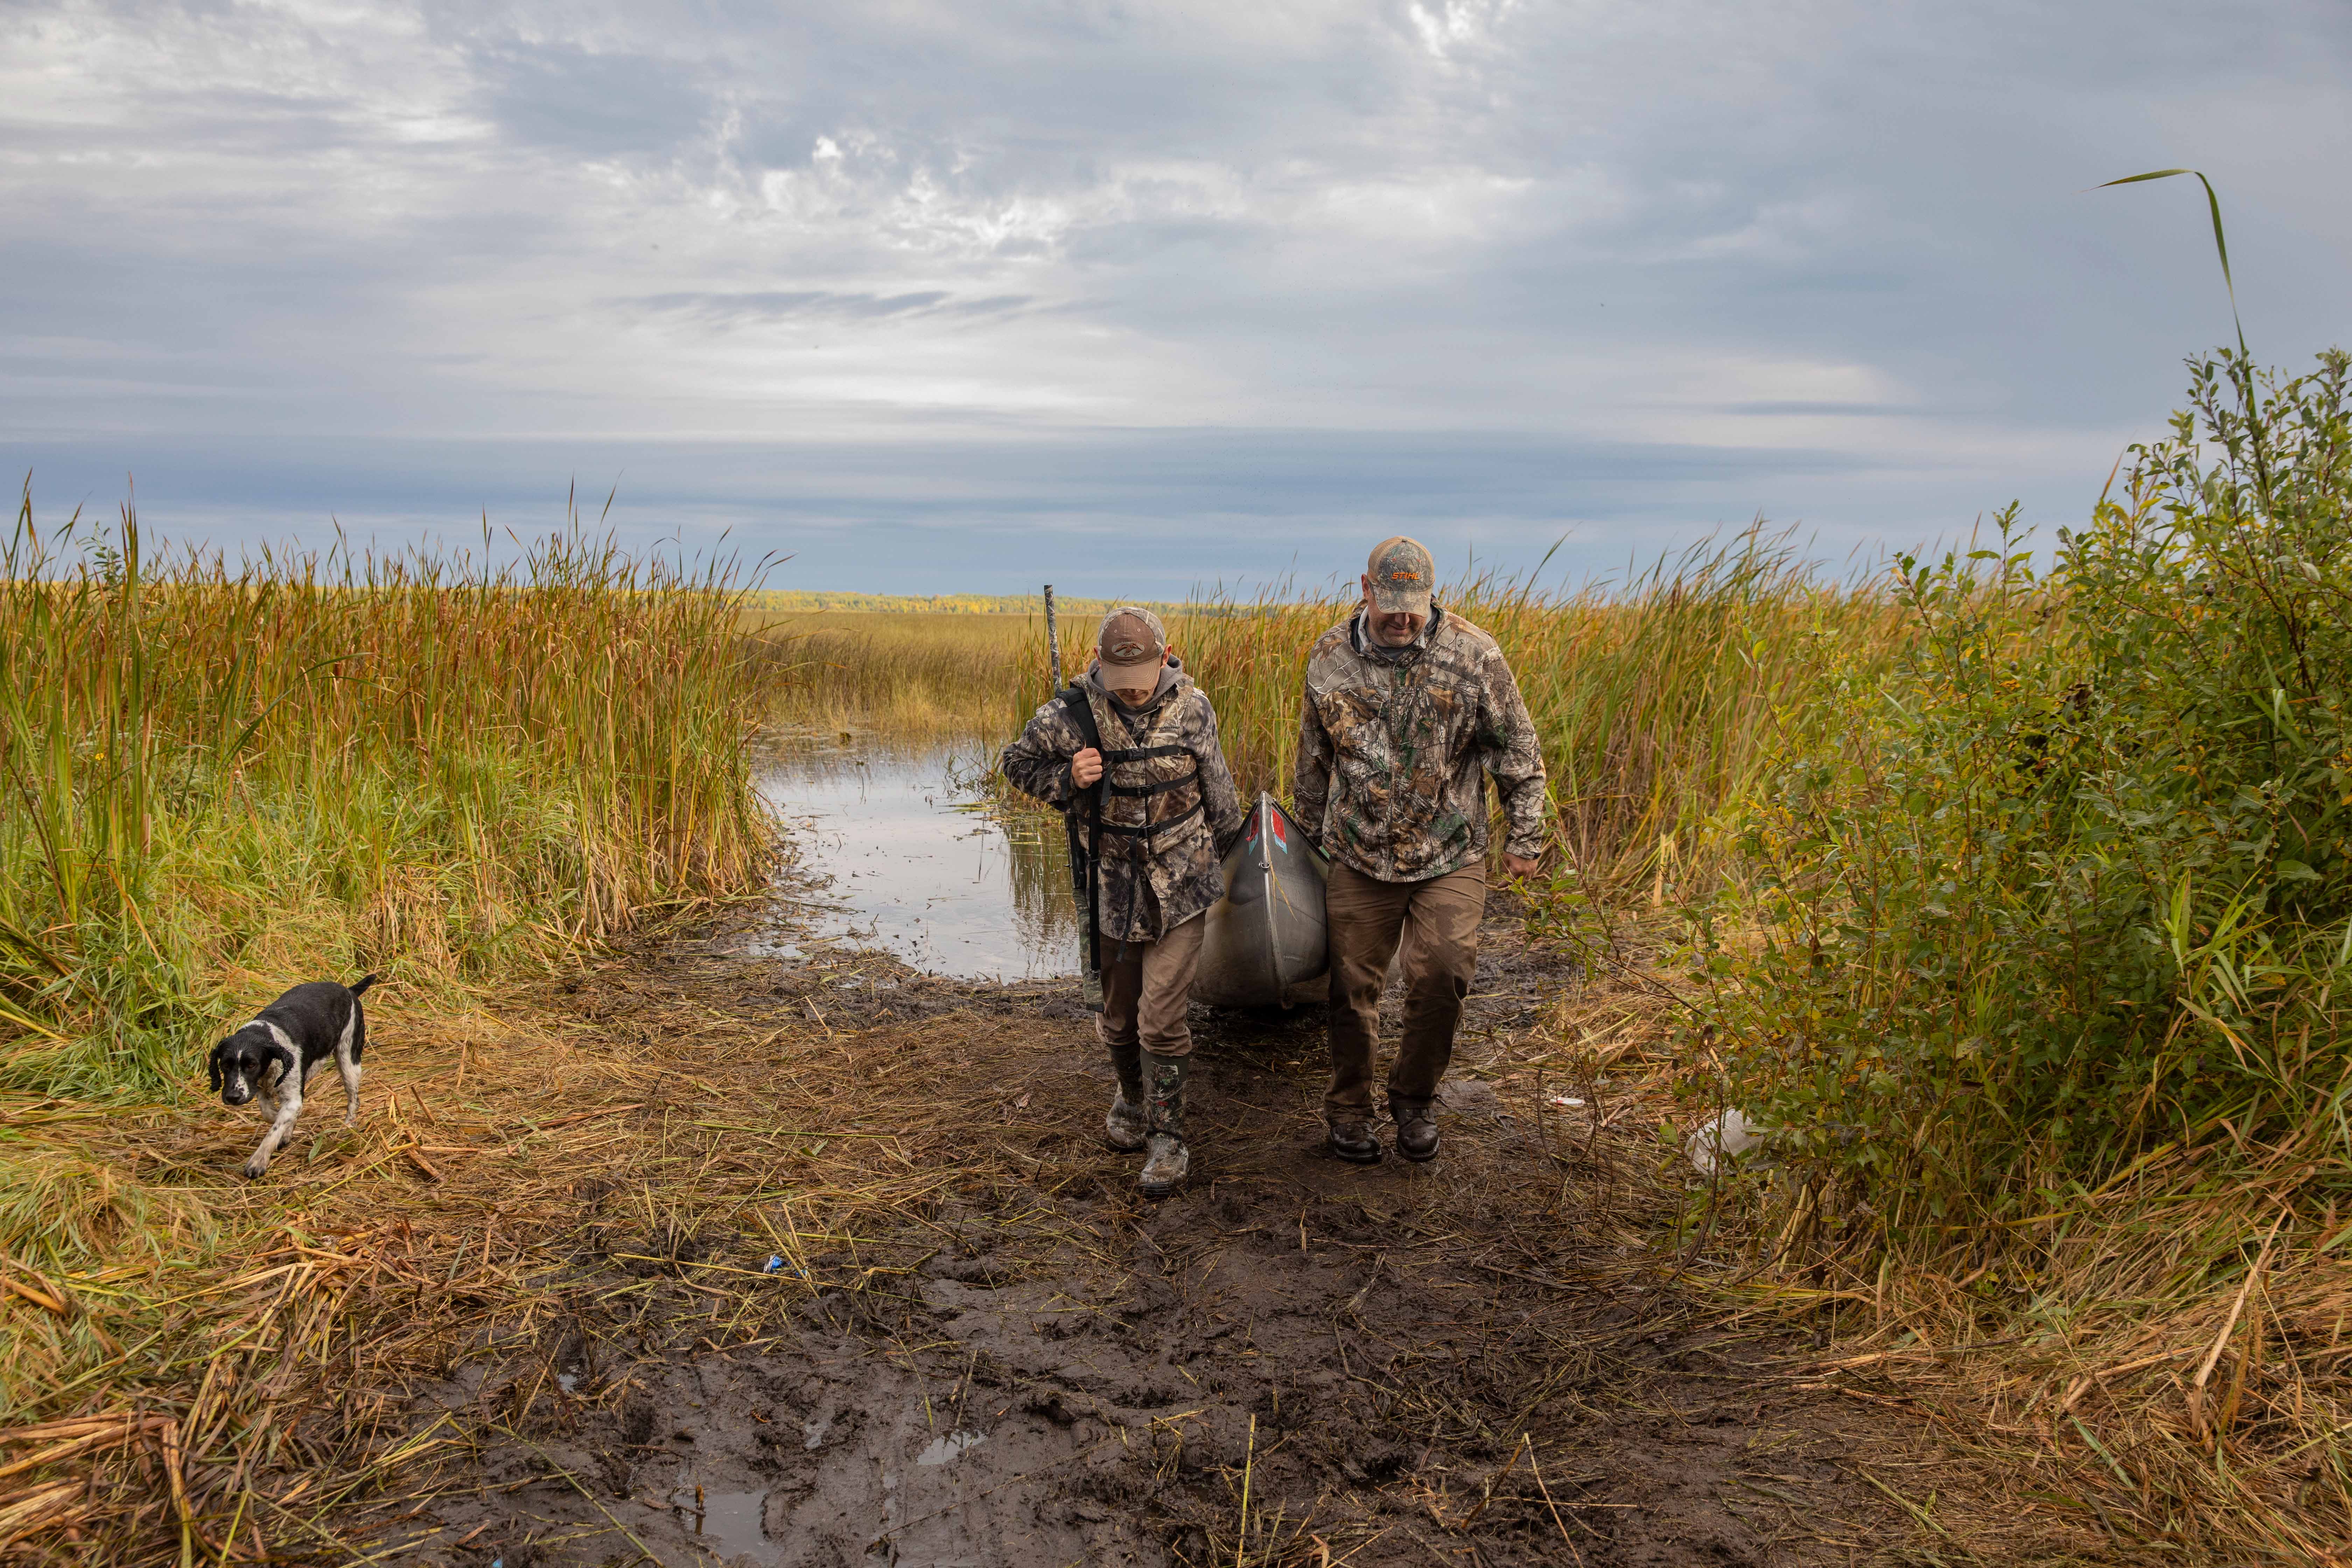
0, 485, 769, 1101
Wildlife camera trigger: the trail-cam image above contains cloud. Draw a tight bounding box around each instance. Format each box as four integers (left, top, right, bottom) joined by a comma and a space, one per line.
1, 0, 2348, 588
622, 290, 1034, 324
472, 40, 712, 159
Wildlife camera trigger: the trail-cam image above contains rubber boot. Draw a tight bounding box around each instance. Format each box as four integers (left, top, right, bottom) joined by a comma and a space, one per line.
1138, 1051, 1190, 1199
1102, 1035, 1147, 1152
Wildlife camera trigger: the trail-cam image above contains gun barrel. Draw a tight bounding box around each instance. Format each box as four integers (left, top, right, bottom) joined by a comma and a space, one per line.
1044, 584, 1063, 688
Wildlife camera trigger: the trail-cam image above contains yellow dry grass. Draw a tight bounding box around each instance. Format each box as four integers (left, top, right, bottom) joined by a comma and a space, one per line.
744, 610, 1043, 733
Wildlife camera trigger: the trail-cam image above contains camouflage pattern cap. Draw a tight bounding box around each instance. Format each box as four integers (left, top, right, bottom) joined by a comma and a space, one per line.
1366, 536, 1435, 614
1096, 605, 1168, 679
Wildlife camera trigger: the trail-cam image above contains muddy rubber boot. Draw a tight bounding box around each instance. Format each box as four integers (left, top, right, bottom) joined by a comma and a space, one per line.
1102, 1038, 1147, 1152
1104, 1090, 1147, 1151
1327, 1116, 1382, 1165
1391, 1098, 1440, 1163
1138, 1052, 1190, 1199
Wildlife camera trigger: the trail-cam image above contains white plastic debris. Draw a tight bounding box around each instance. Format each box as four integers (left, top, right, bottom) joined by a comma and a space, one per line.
1686, 1109, 1764, 1176
1547, 1094, 1586, 1109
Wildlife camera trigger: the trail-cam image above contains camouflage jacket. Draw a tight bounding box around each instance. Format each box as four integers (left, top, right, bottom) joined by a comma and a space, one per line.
1001, 660, 1246, 943
1293, 605, 1549, 881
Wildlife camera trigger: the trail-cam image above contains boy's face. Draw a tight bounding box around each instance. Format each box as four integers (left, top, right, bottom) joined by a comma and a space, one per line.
1107, 654, 1164, 705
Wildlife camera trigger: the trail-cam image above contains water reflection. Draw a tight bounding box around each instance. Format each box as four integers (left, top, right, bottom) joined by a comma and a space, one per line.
753, 737, 1083, 979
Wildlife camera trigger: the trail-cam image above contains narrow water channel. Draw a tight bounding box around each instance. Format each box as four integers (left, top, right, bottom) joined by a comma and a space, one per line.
752, 737, 1083, 979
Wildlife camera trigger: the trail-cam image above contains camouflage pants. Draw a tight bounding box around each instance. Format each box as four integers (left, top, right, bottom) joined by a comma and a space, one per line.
1324, 860, 1485, 1118
1098, 909, 1205, 1063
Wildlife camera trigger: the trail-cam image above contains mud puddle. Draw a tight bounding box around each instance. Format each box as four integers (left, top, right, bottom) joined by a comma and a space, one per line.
387, 906, 1934, 1567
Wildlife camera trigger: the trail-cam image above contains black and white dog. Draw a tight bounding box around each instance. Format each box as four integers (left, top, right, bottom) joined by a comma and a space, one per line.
207, 975, 377, 1180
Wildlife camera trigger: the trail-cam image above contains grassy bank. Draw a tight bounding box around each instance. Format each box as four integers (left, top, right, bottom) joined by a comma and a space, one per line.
0, 492, 771, 1550
744, 609, 1043, 733
1677, 352, 2352, 1557
747, 589, 1192, 616
1, 494, 767, 1101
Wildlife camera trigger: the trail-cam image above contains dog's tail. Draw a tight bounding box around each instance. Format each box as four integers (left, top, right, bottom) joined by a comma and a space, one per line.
348, 972, 381, 997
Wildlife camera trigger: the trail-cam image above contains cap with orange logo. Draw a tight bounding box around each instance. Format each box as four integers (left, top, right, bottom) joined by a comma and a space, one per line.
1365, 536, 1435, 615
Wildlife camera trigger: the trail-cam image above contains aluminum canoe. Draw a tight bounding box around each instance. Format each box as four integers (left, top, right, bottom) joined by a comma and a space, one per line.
1196, 792, 1328, 1009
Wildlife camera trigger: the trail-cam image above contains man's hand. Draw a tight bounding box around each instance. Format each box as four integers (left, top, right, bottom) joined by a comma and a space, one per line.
1501, 852, 1541, 879
1071, 748, 1104, 788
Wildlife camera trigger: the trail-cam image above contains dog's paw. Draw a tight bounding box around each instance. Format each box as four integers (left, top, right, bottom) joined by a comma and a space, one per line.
242, 1158, 270, 1180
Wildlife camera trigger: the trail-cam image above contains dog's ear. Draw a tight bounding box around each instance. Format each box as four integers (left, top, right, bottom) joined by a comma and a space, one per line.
207, 1041, 225, 1092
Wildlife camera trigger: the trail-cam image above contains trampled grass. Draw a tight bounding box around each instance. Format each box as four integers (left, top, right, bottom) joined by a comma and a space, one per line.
0, 486, 773, 1528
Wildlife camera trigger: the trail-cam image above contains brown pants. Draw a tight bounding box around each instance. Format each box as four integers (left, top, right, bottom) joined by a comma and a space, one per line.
1098, 910, 1205, 1061
1324, 860, 1486, 1118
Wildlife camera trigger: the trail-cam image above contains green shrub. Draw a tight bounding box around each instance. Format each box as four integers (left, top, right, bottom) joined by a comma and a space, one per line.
1702, 350, 2352, 1228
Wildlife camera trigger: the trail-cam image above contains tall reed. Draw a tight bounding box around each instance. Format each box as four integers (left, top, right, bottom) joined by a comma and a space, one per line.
1002, 530, 1912, 895
0, 488, 769, 1102
744, 611, 1043, 733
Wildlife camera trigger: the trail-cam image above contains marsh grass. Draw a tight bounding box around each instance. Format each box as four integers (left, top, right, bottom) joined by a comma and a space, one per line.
0, 486, 768, 1102
961, 528, 1914, 899
15, 449, 2345, 1558
744, 610, 1043, 733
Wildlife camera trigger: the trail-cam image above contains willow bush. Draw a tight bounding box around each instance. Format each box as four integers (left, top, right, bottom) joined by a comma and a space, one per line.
1703, 349, 2352, 1224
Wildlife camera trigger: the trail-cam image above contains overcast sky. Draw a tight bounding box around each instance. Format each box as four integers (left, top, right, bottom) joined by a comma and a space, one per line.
5, 1, 2347, 596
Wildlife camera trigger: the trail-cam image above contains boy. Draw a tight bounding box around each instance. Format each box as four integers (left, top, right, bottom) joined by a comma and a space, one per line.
1001, 606, 1244, 1198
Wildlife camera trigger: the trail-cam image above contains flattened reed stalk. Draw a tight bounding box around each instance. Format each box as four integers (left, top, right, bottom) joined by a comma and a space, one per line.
1696, 1162, 2352, 1560
0, 488, 770, 1554
0, 486, 768, 1102
0, 953, 1161, 1562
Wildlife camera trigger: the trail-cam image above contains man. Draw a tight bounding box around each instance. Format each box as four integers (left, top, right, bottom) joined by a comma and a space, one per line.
1002, 607, 1245, 1198
1294, 537, 1547, 1163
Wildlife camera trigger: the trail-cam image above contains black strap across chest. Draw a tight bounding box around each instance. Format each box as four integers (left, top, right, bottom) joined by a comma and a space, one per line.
1057, 686, 1103, 755
1095, 797, 1204, 837
1057, 688, 1202, 835
1104, 744, 1193, 795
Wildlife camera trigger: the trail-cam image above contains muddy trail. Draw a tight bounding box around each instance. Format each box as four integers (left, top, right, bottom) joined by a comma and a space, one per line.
350, 904, 1969, 1568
